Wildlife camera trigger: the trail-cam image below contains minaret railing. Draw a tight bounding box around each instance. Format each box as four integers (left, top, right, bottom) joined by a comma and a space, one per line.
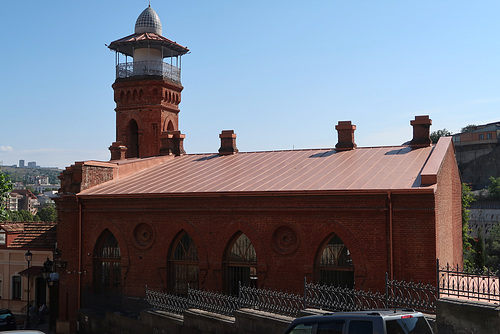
116, 61, 181, 82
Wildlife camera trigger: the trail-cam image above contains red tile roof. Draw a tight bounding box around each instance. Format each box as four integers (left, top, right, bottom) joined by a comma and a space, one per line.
0, 221, 57, 249
78, 138, 453, 197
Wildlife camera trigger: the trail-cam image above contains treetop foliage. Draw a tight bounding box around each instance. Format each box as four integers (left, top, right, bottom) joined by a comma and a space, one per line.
460, 124, 477, 133
430, 128, 452, 144
0, 171, 13, 221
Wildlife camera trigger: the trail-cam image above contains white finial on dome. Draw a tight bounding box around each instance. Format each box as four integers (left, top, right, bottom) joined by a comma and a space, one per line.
135, 6, 162, 35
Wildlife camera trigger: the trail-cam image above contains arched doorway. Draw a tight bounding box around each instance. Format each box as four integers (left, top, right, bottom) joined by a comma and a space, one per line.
126, 119, 139, 158
224, 233, 257, 295
168, 231, 199, 295
316, 234, 354, 288
93, 230, 121, 294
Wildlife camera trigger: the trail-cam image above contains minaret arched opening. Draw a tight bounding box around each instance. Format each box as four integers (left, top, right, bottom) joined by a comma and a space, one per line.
126, 119, 139, 158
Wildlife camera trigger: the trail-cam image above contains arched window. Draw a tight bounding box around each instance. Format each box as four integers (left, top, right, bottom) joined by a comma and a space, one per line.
93, 231, 121, 294
316, 234, 354, 288
224, 233, 257, 295
168, 232, 199, 295
126, 119, 139, 158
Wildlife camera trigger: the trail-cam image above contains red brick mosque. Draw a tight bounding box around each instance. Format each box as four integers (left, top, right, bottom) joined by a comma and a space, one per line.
54, 5, 462, 332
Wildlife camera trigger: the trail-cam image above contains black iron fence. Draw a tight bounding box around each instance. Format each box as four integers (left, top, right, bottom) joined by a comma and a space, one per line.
438, 261, 500, 303
90, 259, 500, 319
386, 274, 437, 314
145, 275, 438, 318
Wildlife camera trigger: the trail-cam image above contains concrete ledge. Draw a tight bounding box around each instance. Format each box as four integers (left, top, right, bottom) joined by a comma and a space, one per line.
436, 297, 500, 334
235, 308, 294, 334
184, 308, 235, 334
140, 308, 183, 332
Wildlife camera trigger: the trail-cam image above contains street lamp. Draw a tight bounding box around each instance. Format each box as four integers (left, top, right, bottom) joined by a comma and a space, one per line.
42, 257, 59, 332
25, 250, 32, 328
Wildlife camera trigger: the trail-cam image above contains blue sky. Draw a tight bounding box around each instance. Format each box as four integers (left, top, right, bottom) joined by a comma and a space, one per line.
1, 1, 499, 169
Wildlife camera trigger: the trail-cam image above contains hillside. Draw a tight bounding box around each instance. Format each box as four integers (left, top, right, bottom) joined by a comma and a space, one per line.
0, 166, 62, 185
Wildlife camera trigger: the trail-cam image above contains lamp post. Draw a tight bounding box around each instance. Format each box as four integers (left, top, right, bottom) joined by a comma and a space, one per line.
25, 250, 32, 328
43, 257, 59, 332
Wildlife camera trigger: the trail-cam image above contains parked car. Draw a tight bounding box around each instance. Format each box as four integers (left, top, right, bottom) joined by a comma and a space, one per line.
0, 331, 45, 334
0, 309, 16, 331
284, 309, 434, 334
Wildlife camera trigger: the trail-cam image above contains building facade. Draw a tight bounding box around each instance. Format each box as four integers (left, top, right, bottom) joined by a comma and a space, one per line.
54, 6, 463, 333
0, 222, 57, 314
452, 122, 500, 189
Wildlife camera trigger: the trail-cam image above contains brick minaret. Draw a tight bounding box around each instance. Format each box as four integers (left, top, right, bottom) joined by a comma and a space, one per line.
108, 5, 189, 158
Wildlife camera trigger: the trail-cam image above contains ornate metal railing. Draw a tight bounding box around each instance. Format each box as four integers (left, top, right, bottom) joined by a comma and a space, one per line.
145, 286, 190, 315
188, 286, 240, 316
438, 262, 500, 303
116, 61, 181, 82
386, 274, 437, 313
145, 261, 500, 318
305, 279, 388, 312
239, 283, 304, 316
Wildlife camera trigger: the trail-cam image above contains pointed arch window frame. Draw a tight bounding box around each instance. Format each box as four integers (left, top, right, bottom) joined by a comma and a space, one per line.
316, 233, 355, 288
93, 230, 122, 294
168, 231, 200, 294
224, 233, 258, 295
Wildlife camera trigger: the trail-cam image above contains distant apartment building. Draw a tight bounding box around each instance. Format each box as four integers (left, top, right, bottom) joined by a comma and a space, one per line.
37, 191, 58, 206
27, 175, 49, 185
27, 161, 37, 169
5, 193, 21, 211
9, 189, 38, 215
12, 182, 25, 190
18, 160, 24, 168
452, 121, 500, 189
452, 122, 500, 163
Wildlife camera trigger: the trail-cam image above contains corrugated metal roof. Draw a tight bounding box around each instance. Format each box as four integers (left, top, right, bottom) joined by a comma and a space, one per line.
79, 143, 441, 197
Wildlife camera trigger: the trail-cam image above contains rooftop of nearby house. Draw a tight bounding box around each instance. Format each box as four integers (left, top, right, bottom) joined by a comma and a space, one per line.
0, 221, 57, 249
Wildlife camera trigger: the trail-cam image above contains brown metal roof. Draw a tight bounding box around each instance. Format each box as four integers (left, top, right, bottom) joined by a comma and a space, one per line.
108, 32, 189, 57
78, 139, 452, 198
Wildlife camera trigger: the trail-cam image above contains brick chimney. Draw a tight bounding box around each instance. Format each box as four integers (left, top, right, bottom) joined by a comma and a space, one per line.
410, 116, 432, 149
109, 141, 127, 160
335, 121, 357, 151
219, 130, 238, 155
159, 131, 186, 156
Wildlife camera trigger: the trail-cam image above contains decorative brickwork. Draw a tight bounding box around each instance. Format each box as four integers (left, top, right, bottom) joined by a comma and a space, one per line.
113, 77, 184, 159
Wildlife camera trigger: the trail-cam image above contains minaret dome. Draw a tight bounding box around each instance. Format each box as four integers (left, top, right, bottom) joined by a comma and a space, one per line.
135, 6, 162, 35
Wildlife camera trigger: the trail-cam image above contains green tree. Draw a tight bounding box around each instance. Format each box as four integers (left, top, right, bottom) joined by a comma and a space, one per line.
486, 224, 500, 273
0, 171, 13, 221
6, 210, 38, 222
430, 129, 452, 144
461, 124, 477, 133
462, 183, 476, 271
487, 176, 500, 200
473, 230, 485, 271
36, 206, 57, 222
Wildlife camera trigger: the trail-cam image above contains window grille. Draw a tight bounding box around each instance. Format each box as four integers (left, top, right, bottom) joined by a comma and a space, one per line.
94, 231, 121, 294
317, 234, 354, 288
224, 233, 257, 295
169, 232, 199, 294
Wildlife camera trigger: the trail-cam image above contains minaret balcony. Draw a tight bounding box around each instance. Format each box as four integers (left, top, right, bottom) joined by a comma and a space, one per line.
116, 61, 181, 83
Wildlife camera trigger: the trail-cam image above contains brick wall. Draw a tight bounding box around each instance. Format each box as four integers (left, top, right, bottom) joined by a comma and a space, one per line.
70, 191, 447, 297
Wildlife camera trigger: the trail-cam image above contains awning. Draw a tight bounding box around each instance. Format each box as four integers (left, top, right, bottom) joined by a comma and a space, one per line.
18, 266, 44, 277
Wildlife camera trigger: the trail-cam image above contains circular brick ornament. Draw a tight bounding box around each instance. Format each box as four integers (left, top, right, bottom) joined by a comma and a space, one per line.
273, 225, 299, 255
133, 222, 156, 249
